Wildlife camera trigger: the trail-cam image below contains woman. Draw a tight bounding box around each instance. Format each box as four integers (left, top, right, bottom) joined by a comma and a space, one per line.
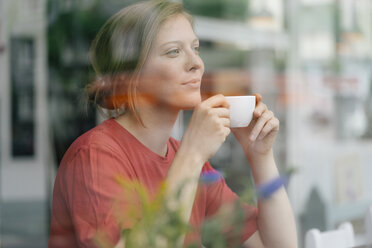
49, 0, 297, 247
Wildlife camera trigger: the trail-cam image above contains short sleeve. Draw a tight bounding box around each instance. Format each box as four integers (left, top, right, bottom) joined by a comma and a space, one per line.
203, 162, 258, 245
49, 144, 136, 248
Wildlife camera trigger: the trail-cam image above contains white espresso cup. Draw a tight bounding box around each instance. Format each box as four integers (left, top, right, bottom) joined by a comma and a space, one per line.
225, 95, 256, 128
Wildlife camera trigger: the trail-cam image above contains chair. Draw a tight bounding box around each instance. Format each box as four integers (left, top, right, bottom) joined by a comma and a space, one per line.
355, 205, 372, 246
305, 222, 355, 248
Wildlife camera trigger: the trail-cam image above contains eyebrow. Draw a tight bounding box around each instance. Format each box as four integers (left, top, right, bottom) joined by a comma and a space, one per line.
159, 38, 199, 48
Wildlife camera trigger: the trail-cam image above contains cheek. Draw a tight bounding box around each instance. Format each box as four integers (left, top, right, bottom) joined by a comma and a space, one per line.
144, 61, 178, 83
138, 65, 181, 99
156, 62, 180, 81
152, 69, 181, 96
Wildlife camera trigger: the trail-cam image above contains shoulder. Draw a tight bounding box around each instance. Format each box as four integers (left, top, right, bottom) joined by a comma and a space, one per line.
56, 124, 136, 189
60, 119, 129, 166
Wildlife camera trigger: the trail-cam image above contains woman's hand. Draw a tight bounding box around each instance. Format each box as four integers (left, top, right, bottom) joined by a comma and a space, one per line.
232, 93, 279, 161
180, 94, 230, 163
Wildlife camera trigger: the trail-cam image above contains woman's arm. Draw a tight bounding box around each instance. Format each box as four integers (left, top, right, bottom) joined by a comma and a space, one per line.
165, 94, 231, 245
233, 94, 297, 248
116, 94, 231, 248
242, 151, 297, 248
114, 151, 206, 248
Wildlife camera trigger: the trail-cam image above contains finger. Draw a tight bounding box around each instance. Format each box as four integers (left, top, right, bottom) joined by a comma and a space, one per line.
203, 94, 230, 108
253, 93, 262, 104
253, 102, 267, 118
257, 117, 279, 140
219, 117, 231, 128
250, 110, 274, 141
223, 126, 231, 138
209, 107, 230, 118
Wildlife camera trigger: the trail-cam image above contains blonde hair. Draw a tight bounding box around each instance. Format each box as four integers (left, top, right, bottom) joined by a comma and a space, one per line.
86, 0, 193, 124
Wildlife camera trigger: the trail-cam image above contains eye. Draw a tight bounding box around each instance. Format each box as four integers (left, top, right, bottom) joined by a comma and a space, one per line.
193, 46, 200, 54
166, 48, 180, 56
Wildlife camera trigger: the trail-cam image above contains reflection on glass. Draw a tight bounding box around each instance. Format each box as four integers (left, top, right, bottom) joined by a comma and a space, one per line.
249, 0, 275, 29
11, 37, 35, 157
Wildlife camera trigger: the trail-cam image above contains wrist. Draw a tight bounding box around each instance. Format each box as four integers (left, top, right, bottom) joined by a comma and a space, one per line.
172, 145, 205, 174
166, 148, 204, 196
245, 149, 274, 167
256, 175, 288, 199
177, 143, 206, 167
247, 150, 279, 185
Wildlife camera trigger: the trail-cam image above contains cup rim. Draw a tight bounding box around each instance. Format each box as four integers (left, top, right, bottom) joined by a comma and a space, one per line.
224, 95, 256, 99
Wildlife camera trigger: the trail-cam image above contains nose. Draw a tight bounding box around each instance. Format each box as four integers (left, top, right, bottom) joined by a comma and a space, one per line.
185, 50, 203, 72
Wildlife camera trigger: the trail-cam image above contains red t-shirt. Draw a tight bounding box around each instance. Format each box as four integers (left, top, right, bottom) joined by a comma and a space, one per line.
48, 119, 257, 248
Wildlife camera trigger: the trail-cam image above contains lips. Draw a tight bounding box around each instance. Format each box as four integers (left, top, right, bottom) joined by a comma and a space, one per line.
182, 78, 201, 87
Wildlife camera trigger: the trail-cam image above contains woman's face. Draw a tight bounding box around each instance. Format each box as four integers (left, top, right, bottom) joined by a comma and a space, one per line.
138, 14, 204, 110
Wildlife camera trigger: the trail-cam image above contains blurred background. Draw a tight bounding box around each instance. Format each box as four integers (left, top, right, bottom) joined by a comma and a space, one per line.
0, 0, 372, 247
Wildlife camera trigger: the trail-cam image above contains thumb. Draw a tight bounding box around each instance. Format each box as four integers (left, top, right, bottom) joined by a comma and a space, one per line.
253, 93, 262, 104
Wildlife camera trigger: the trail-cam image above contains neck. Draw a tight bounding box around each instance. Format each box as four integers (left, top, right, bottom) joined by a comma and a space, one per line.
115, 103, 180, 157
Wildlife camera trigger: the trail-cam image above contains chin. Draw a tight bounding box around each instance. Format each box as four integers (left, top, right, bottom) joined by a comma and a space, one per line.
178, 93, 202, 110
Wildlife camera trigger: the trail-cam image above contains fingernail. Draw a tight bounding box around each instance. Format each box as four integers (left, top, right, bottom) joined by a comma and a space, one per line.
250, 134, 255, 141
258, 134, 263, 140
